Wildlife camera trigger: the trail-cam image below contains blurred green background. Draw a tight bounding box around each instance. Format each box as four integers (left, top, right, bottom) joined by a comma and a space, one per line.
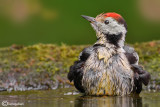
0, 0, 160, 47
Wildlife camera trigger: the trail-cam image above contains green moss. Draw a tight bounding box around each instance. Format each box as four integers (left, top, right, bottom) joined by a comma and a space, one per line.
0, 41, 159, 91
133, 41, 160, 81
0, 44, 85, 74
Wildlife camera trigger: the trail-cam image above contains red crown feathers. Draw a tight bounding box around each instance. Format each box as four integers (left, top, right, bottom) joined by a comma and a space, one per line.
103, 12, 122, 20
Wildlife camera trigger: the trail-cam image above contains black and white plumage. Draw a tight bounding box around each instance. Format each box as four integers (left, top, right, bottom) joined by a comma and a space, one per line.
68, 12, 150, 95
68, 45, 150, 94
124, 45, 150, 93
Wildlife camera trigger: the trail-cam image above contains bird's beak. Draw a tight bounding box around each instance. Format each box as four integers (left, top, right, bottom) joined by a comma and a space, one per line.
81, 15, 95, 23
81, 15, 98, 34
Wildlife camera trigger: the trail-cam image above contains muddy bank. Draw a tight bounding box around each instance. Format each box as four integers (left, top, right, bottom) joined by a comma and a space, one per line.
0, 41, 159, 91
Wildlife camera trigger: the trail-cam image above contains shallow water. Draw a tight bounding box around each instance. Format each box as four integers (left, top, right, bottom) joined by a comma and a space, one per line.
0, 87, 160, 107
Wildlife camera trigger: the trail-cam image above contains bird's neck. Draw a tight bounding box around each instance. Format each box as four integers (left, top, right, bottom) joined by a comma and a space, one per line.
95, 33, 126, 49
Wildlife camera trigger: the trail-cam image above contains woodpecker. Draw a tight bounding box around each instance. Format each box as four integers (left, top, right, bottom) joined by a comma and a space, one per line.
68, 12, 150, 96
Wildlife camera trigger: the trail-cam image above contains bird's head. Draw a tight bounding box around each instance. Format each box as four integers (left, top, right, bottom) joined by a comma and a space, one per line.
82, 12, 127, 47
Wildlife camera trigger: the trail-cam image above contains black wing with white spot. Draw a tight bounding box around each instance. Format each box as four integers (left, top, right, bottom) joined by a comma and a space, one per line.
124, 45, 139, 65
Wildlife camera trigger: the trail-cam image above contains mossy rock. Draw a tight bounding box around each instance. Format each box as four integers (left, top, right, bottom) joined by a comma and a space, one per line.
0, 41, 159, 91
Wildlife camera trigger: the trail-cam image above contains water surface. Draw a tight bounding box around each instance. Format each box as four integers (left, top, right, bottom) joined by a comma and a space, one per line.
0, 87, 159, 107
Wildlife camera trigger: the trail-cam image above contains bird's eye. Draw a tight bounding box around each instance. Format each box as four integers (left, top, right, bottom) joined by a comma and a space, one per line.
104, 20, 109, 24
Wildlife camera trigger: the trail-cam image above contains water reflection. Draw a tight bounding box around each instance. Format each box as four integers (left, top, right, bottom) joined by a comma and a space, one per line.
75, 95, 142, 107
1, 88, 160, 107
